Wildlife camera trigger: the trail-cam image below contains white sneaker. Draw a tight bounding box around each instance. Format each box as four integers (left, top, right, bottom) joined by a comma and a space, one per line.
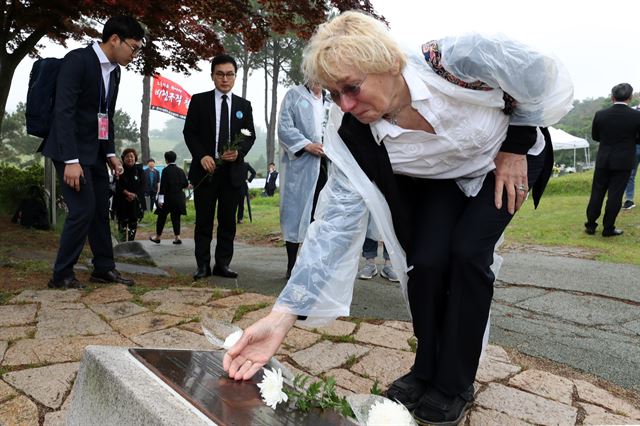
381, 265, 400, 282
358, 262, 378, 279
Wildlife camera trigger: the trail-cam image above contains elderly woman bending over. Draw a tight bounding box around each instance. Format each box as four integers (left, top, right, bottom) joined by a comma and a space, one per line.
224, 11, 572, 425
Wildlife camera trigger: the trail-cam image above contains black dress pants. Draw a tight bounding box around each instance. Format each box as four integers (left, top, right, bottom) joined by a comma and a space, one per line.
398, 153, 544, 396
586, 167, 632, 232
193, 168, 239, 268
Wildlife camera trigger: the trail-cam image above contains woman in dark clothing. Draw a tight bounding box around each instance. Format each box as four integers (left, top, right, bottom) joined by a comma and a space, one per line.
114, 148, 146, 241
149, 151, 189, 244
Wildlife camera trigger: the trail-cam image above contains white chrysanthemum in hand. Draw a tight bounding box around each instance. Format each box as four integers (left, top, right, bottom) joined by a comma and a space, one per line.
241, 128, 252, 137
366, 399, 415, 425
222, 330, 243, 349
257, 367, 288, 409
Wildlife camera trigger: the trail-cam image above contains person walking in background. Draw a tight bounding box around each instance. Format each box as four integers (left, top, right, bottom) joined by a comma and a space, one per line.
38, 16, 144, 288
585, 83, 640, 236
358, 237, 399, 282
263, 162, 278, 196
149, 151, 188, 245
184, 54, 256, 280
144, 158, 160, 211
237, 162, 256, 224
622, 143, 640, 210
113, 148, 146, 242
277, 83, 330, 278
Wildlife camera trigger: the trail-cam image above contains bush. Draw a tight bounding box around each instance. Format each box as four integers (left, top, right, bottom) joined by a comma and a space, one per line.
0, 163, 45, 214
543, 170, 593, 196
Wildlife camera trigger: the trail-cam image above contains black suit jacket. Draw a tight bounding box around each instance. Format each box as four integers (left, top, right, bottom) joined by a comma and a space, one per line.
183, 90, 256, 186
39, 45, 120, 165
592, 103, 640, 170
157, 163, 189, 215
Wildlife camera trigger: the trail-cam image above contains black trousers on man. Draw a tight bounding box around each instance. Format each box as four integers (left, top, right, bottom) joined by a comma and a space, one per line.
53, 160, 115, 281
398, 153, 544, 397
586, 167, 632, 232
193, 167, 239, 269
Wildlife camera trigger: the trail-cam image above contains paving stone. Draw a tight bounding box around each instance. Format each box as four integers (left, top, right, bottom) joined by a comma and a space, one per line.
475, 383, 577, 425
38, 303, 85, 312
350, 347, 414, 387
140, 288, 215, 305
0, 395, 39, 426
154, 302, 201, 318
198, 306, 237, 324
44, 384, 75, 426
111, 312, 184, 338
89, 301, 148, 321
0, 305, 37, 327
325, 368, 375, 394
381, 320, 413, 332
0, 380, 17, 403
476, 345, 521, 382
131, 328, 211, 350
36, 307, 112, 339
81, 284, 133, 305
233, 306, 272, 329
622, 319, 640, 336
178, 322, 204, 335
11, 289, 82, 304
508, 369, 574, 405
468, 407, 532, 426
0, 326, 35, 341
299, 319, 357, 336
0, 341, 6, 363
283, 327, 320, 351
212, 292, 275, 308
354, 322, 413, 351
2, 334, 133, 366
574, 379, 640, 419
580, 402, 639, 425
290, 341, 369, 375
3, 362, 79, 409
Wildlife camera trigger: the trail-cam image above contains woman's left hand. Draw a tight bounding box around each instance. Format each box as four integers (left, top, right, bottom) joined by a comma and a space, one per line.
493, 152, 528, 215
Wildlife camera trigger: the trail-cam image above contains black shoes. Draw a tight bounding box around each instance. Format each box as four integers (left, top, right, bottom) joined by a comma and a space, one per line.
584, 222, 596, 235
90, 269, 135, 286
48, 275, 85, 289
413, 385, 474, 426
193, 265, 212, 280
212, 264, 238, 278
602, 228, 624, 237
622, 200, 636, 210
149, 236, 161, 244
385, 371, 429, 411
172, 239, 182, 245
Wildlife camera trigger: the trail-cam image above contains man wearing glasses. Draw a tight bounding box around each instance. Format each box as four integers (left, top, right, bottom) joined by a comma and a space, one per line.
184, 54, 256, 280
39, 16, 145, 289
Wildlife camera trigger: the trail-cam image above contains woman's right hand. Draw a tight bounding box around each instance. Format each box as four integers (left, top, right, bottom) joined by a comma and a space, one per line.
223, 311, 297, 380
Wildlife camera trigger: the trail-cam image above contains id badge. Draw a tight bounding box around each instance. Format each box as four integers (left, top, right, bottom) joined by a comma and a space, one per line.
97, 113, 109, 140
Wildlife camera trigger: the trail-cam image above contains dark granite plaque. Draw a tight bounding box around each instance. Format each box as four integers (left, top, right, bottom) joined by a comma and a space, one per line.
129, 348, 355, 426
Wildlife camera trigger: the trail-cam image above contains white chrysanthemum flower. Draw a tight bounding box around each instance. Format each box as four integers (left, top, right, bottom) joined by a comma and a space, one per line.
257, 367, 288, 409
241, 128, 252, 137
222, 330, 243, 349
366, 399, 415, 426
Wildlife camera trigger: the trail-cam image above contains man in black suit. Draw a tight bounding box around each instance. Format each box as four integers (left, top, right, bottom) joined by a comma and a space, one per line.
237, 162, 256, 224
264, 162, 278, 196
39, 16, 145, 288
184, 54, 256, 279
149, 151, 189, 244
144, 158, 160, 210
585, 83, 640, 237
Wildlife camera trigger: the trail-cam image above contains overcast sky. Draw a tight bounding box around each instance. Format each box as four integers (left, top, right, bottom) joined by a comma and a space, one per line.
6, 0, 640, 131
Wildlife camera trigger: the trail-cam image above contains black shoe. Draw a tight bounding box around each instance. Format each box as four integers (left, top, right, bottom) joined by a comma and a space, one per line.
48, 275, 85, 289
413, 386, 473, 426
193, 265, 211, 280
212, 264, 238, 278
602, 228, 624, 237
172, 239, 182, 245
623, 200, 636, 210
149, 236, 161, 244
384, 371, 429, 411
584, 222, 596, 235
90, 269, 135, 286
237, 219, 243, 224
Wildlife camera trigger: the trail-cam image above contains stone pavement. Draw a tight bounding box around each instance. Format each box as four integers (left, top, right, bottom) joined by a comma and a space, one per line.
1, 285, 640, 425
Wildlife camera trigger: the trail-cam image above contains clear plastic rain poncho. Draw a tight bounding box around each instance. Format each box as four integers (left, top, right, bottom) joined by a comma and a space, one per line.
278, 85, 331, 243
273, 34, 573, 326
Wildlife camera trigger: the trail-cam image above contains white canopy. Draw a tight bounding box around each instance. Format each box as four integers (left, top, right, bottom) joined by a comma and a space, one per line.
549, 127, 589, 150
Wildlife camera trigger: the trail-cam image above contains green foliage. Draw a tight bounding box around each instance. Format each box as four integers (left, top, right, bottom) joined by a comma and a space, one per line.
370, 381, 382, 396
0, 102, 44, 167
543, 170, 594, 196
285, 375, 355, 419
232, 302, 270, 322
0, 162, 45, 214
114, 109, 141, 154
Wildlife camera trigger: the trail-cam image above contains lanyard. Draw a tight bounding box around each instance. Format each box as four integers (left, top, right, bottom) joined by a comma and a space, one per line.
98, 73, 111, 114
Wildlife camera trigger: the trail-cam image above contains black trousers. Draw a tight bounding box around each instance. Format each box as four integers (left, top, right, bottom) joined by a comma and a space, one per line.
53, 160, 115, 280
586, 167, 632, 231
237, 183, 248, 221
398, 153, 544, 396
193, 168, 240, 268
156, 210, 181, 237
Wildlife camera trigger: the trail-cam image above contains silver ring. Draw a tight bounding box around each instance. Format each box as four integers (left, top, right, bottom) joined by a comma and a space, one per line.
517, 184, 526, 192
245, 359, 252, 365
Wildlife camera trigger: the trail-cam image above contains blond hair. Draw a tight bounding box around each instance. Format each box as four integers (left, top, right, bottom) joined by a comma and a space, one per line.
302, 11, 407, 86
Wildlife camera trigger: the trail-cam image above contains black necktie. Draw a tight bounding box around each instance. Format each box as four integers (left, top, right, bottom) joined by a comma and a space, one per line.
219, 94, 229, 155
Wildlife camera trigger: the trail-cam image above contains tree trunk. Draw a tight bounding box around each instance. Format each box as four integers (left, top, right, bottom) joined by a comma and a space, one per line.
267, 62, 279, 165
241, 49, 250, 99
0, 55, 21, 133
140, 75, 151, 161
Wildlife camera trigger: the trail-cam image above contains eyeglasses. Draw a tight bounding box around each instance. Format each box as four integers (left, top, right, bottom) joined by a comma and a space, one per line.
120, 38, 142, 56
214, 72, 236, 79
328, 75, 368, 102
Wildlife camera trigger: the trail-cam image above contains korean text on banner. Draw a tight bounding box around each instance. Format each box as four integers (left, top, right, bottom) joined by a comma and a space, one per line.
150, 75, 192, 119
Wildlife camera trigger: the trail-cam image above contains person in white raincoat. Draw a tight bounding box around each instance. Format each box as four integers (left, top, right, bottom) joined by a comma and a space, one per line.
278, 83, 331, 278
224, 11, 572, 425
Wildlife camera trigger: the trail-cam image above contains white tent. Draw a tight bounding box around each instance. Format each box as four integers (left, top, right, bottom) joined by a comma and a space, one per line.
549, 126, 591, 170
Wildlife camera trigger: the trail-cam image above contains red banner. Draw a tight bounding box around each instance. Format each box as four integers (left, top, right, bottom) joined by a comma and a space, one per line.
150, 75, 191, 119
